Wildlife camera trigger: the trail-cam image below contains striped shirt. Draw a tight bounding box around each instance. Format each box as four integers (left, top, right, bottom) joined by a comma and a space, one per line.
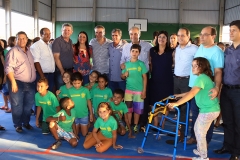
120, 40, 152, 71
174, 42, 198, 76
89, 38, 112, 74
109, 40, 127, 81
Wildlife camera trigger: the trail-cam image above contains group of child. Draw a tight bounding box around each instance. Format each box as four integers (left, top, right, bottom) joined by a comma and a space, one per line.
35, 44, 219, 159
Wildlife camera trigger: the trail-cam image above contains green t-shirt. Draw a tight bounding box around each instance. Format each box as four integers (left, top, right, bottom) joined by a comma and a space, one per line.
91, 87, 113, 115
94, 116, 117, 138
84, 83, 98, 92
68, 86, 91, 118
110, 101, 128, 120
194, 74, 220, 113
122, 60, 147, 91
35, 91, 59, 121
53, 109, 76, 132
59, 85, 71, 99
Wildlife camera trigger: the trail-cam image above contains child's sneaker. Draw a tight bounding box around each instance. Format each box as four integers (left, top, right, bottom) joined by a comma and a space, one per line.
125, 126, 129, 132
51, 140, 61, 150
193, 149, 200, 156
192, 157, 209, 160
133, 125, 138, 133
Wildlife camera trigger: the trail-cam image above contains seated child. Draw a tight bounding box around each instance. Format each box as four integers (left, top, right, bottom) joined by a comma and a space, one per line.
46, 97, 78, 150
110, 89, 135, 138
35, 78, 60, 134
83, 102, 123, 153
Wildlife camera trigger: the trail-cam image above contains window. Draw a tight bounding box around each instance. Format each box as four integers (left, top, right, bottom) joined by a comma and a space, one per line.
11, 11, 34, 39
222, 25, 230, 43
0, 8, 5, 40
39, 19, 53, 38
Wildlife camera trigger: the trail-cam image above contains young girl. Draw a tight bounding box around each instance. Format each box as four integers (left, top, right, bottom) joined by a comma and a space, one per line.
84, 70, 100, 91
167, 57, 220, 160
69, 72, 93, 137
56, 71, 72, 100
91, 74, 113, 118
83, 102, 123, 153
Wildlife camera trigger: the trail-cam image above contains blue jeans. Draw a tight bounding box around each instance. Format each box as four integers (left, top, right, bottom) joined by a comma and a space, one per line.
108, 81, 126, 93
54, 70, 65, 90
190, 97, 214, 144
8, 80, 35, 127
220, 86, 240, 155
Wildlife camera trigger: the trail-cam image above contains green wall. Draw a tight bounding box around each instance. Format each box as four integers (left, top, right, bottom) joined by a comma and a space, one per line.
55, 22, 219, 44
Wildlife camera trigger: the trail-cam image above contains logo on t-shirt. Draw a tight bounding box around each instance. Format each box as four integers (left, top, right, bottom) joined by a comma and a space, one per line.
81, 93, 86, 98
47, 101, 52, 106
104, 95, 108, 99
138, 66, 141, 72
107, 127, 112, 132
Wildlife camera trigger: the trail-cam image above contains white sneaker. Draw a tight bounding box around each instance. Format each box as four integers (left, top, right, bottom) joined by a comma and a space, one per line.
193, 149, 200, 156
192, 157, 209, 160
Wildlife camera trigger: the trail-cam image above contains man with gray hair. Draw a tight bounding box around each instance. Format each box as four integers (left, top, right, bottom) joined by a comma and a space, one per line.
52, 23, 74, 89
90, 25, 112, 74
108, 28, 127, 92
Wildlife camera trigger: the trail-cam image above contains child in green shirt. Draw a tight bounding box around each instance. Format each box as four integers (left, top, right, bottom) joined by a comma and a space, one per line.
47, 97, 78, 150
167, 57, 220, 160
56, 71, 72, 100
91, 74, 113, 118
69, 72, 93, 137
84, 70, 100, 92
110, 89, 135, 138
83, 102, 122, 153
35, 78, 60, 134
121, 44, 147, 133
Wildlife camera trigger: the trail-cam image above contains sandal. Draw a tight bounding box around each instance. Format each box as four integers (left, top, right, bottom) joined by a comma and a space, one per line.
0, 126, 6, 130
0, 106, 8, 110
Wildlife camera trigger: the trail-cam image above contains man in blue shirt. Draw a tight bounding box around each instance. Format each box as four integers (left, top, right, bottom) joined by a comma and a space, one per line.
187, 27, 224, 145
214, 20, 240, 160
108, 29, 127, 92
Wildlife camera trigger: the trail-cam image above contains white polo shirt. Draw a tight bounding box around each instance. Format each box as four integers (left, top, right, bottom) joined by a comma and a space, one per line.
30, 39, 55, 73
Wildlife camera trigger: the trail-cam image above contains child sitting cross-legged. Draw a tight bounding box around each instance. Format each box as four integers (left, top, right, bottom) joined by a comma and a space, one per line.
46, 97, 78, 150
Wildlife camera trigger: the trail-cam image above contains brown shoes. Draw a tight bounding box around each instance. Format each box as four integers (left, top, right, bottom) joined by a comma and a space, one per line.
187, 138, 197, 144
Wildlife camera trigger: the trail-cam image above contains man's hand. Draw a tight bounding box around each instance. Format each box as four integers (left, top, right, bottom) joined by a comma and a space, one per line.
120, 63, 126, 70
11, 81, 18, 93
124, 71, 129, 78
209, 87, 219, 100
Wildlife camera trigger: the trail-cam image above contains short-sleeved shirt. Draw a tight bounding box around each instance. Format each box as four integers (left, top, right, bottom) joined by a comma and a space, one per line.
174, 42, 198, 76
120, 40, 152, 71
122, 60, 148, 91
53, 109, 76, 132
109, 40, 127, 81
89, 38, 112, 74
68, 86, 91, 118
193, 74, 220, 113
52, 36, 74, 69
189, 45, 224, 87
110, 101, 128, 120
223, 44, 240, 85
94, 116, 117, 138
35, 91, 59, 121
91, 87, 113, 114
58, 85, 71, 99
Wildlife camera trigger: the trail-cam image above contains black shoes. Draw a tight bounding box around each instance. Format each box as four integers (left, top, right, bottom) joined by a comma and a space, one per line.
214, 147, 229, 154
229, 155, 239, 160
15, 127, 23, 133
23, 124, 33, 130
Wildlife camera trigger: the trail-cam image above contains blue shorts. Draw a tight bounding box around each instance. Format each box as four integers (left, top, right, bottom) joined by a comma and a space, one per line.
2, 83, 9, 95
75, 116, 89, 125
57, 124, 76, 142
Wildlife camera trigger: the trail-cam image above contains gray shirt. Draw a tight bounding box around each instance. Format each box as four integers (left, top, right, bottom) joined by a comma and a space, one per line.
223, 44, 240, 85
52, 36, 73, 69
89, 38, 112, 74
109, 40, 127, 81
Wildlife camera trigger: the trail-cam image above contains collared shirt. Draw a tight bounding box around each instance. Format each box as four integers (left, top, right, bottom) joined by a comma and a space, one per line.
174, 42, 198, 76
109, 40, 127, 81
120, 40, 152, 71
189, 44, 224, 87
30, 39, 55, 73
5, 45, 36, 83
223, 44, 240, 85
89, 38, 112, 74
52, 35, 74, 69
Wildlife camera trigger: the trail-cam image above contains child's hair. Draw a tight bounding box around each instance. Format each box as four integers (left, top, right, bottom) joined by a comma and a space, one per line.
98, 74, 108, 85
71, 72, 83, 82
37, 77, 48, 85
113, 89, 124, 98
193, 57, 214, 81
97, 102, 120, 125
130, 44, 141, 53
59, 97, 71, 110
63, 71, 72, 78
90, 70, 100, 81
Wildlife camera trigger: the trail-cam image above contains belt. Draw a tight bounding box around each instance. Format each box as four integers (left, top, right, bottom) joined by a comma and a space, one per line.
174, 75, 190, 79
223, 84, 240, 89
43, 72, 54, 75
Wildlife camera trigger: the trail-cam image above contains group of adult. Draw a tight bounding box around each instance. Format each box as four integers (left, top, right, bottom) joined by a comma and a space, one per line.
1, 19, 240, 159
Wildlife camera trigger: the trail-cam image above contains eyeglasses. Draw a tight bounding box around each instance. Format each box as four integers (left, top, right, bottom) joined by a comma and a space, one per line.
199, 33, 211, 37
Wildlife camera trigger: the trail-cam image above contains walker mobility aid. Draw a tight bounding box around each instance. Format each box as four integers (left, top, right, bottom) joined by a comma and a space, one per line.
137, 95, 190, 160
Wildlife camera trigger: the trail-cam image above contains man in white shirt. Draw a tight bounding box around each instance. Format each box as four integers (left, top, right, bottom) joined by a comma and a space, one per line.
30, 28, 55, 91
